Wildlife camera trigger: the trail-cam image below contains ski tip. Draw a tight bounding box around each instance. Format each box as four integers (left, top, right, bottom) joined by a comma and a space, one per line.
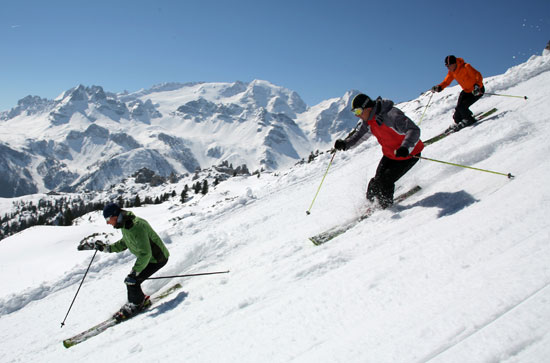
309, 238, 320, 246
63, 340, 75, 349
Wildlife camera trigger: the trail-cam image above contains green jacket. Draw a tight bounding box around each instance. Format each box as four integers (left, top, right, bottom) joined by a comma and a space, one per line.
109, 212, 170, 273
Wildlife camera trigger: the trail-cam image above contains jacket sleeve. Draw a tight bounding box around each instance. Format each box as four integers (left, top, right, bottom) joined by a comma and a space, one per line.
344, 120, 371, 149
109, 239, 128, 253
388, 108, 421, 151
438, 72, 455, 90
466, 64, 483, 87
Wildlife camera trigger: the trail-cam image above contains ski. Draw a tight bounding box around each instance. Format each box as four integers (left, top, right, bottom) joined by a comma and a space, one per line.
309, 185, 422, 246
63, 283, 183, 348
424, 108, 498, 146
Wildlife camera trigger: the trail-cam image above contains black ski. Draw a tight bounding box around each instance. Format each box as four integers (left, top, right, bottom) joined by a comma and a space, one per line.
424, 108, 498, 146
309, 185, 422, 245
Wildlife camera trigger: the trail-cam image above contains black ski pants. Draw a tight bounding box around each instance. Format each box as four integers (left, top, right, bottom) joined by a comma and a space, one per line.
367, 155, 420, 209
453, 87, 484, 124
126, 259, 168, 304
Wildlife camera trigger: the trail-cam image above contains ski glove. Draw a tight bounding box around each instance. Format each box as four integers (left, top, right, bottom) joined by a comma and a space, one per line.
431, 85, 442, 93
94, 241, 110, 252
472, 84, 482, 96
334, 139, 347, 151
395, 146, 410, 158
124, 271, 138, 286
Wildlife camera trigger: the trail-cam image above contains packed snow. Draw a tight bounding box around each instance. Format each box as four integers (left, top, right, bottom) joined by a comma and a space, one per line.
0, 53, 549, 363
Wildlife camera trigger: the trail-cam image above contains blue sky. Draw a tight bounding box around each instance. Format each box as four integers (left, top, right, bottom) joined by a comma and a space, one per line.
1, 0, 548, 112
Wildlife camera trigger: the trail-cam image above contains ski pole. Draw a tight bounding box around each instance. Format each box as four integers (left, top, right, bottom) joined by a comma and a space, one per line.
61, 250, 98, 328
146, 270, 230, 280
484, 92, 528, 100
306, 151, 336, 215
418, 92, 433, 126
415, 156, 514, 179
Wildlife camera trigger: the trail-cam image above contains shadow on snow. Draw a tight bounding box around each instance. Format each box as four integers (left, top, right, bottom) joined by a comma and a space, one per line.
395, 190, 479, 218
147, 291, 189, 318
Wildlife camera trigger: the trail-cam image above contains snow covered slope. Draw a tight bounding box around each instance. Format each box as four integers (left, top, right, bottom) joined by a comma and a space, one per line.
0, 53, 549, 362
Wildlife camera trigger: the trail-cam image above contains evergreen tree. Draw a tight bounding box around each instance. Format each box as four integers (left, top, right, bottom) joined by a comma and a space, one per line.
201, 180, 209, 195
180, 188, 188, 203
193, 181, 201, 194
63, 208, 74, 226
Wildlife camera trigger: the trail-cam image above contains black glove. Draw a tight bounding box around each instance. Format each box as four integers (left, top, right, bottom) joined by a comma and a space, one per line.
395, 146, 410, 158
431, 85, 442, 93
334, 139, 347, 151
124, 271, 138, 286
94, 241, 110, 252
472, 84, 482, 96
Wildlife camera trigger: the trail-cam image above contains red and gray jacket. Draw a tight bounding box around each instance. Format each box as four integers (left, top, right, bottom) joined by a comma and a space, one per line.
343, 98, 424, 160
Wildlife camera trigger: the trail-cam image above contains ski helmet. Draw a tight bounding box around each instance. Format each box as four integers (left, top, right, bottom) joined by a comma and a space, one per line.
445, 55, 457, 66
103, 203, 121, 219
351, 94, 375, 110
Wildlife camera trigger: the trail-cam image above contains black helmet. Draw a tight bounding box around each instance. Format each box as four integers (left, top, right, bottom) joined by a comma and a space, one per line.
103, 203, 121, 219
444, 55, 457, 66
351, 93, 375, 110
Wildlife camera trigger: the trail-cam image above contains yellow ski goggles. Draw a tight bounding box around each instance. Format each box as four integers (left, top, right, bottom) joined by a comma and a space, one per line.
352, 108, 364, 116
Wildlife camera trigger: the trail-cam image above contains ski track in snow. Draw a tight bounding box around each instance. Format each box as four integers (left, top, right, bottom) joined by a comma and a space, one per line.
420, 280, 550, 363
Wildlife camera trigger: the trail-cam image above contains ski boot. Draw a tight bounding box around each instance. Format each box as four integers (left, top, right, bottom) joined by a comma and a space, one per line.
113, 296, 151, 322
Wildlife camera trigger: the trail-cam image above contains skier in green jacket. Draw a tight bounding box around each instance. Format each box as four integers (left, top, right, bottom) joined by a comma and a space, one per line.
95, 203, 170, 320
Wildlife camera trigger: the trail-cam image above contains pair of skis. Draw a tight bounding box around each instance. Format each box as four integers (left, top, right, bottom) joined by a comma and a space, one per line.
309, 185, 422, 245
424, 108, 498, 146
63, 283, 183, 348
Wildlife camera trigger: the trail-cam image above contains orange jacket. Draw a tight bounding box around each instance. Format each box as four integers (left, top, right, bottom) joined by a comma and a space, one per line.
438, 57, 483, 93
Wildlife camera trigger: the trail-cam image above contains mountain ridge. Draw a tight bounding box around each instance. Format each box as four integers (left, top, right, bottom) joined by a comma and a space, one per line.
0, 79, 360, 197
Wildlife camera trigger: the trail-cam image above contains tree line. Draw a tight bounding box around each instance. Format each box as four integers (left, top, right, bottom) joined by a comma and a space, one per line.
0, 179, 216, 242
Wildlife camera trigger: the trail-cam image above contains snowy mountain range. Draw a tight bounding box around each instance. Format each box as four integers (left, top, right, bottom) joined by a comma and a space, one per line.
1, 51, 549, 362
0, 80, 359, 197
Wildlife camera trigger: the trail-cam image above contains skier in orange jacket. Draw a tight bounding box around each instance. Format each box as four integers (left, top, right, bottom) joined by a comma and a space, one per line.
432, 55, 484, 131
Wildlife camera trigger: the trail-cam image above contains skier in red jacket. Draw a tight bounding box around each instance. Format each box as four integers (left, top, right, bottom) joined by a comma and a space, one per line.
334, 94, 424, 209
